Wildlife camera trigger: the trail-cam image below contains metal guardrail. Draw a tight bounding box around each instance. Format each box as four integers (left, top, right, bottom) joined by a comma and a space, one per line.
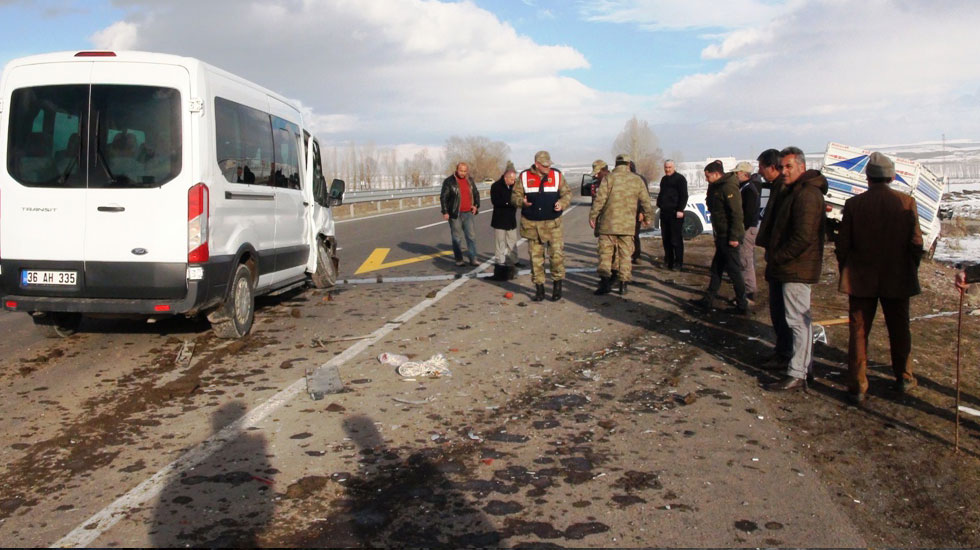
344, 183, 492, 204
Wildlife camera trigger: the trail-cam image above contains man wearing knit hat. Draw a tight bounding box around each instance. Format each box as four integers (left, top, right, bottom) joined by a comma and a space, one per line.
490, 161, 521, 279
836, 152, 924, 405
512, 150, 572, 301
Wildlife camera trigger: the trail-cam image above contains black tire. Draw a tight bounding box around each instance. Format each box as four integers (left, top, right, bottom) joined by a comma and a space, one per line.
311, 238, 338, 289
32, 312, 82, 338
209, 263, 254, 339
681, 211, 703, 240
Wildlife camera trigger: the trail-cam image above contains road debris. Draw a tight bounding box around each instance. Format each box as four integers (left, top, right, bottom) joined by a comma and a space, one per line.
392, 396, 436, 405
306, 365, 345, 400
174, 341, 195, 367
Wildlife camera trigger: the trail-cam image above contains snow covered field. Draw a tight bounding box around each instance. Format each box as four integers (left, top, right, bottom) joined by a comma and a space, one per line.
935, 179, 980, 265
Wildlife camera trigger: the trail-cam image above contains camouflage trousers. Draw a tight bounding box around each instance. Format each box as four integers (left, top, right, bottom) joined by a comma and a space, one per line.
520, 218, 565, 284
597, 234, 635, 281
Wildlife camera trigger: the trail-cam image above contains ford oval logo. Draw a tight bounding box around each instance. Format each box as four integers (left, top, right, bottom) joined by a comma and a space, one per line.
131, 248, 148, 256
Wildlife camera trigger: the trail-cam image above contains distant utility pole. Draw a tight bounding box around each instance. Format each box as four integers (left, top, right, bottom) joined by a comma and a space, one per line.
942, 133, 947, 193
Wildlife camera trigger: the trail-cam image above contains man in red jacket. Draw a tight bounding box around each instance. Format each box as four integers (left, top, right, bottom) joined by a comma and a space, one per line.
836, 152, 923, 405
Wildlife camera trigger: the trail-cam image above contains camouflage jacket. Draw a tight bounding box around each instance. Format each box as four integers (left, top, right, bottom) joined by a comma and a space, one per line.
589, 165, 653, 235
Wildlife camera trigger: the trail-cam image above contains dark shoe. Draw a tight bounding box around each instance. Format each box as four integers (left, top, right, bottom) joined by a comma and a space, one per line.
723, 306, 750, 316
631, 257, 639, 265
532, 284, 546, 302
618, 281, 628, 295
894, 377, 918, 394
689, 296, 714, 310
594, 276, 612, 295
846, 392, 865, 405
551, 280, 563, 301
759, 355, 789, 372
806, 372, 815, 384
746, 292, 756, 302
665, 263, 673, 270
764, 376, 806, 392
469, 257, 478, 266
514, 261, 525, 268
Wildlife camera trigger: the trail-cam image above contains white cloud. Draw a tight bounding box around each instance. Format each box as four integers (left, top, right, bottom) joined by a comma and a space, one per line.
87, 0, 636, 164
580, 0, 791, 31
638, 0, 980, 156
89, 20, 138, 50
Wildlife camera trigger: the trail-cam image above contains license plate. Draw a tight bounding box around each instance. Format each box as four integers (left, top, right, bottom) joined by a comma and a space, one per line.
22, 270, 78, 286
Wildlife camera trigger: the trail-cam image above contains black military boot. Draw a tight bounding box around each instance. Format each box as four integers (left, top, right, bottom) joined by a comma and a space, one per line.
532, 284, 546, 302
594, 277, 612, 295
551, 280, 563, 301
618, 280, 628, 295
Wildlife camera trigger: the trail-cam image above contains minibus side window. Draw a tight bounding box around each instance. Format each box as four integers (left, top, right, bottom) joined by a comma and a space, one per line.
6, 85, 87, 188
215, 97, 273, 186
272, 116, 301, 190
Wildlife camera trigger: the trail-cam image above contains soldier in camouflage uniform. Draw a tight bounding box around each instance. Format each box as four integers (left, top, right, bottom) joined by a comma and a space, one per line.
511, 151, 572, 302
589, 154, 654, 295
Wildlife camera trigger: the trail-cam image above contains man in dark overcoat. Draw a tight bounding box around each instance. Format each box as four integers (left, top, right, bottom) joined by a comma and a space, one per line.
836, 152, 923, 404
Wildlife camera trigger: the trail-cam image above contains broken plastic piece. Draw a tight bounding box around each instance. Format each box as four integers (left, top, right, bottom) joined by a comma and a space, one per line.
306, 366, 344, 400
378, 352, 410, 367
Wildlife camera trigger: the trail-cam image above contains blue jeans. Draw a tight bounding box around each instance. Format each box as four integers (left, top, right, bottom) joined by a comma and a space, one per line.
448, 212, 477, 262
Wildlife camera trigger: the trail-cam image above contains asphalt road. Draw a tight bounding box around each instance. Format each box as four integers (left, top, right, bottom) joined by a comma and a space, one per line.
0, 194, 867, 547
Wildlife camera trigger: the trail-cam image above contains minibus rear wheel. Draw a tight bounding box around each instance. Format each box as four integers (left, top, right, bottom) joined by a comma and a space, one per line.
32, 312, 82, 338
209, 263, 255, 339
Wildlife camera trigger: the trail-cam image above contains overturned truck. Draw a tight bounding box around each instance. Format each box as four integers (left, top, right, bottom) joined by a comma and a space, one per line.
821, 142, 945, 254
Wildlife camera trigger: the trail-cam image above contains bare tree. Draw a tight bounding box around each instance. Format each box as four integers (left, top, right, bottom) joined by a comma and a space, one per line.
612, 116, 664, 182
402, 148, 436, 187
444, 135, 511, 181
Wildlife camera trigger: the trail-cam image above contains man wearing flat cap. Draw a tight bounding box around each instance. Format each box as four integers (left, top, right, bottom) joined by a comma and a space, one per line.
512, 150, 572, 301
836, 151, 923, 405
590, 153, 654, 295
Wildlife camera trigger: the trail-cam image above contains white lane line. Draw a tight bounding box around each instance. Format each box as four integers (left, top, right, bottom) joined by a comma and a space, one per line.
415, 220, 445, 230
336, 204, 441, 224
53, 262, 488, 548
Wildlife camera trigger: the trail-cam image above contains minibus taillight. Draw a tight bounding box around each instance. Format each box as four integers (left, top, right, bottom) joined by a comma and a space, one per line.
188, 183, 209, 263
74, 51, 117, 57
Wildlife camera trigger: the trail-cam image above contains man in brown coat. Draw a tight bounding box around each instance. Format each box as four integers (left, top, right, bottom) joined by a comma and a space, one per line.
762, 147, 828, 392
836, 152, 923, 404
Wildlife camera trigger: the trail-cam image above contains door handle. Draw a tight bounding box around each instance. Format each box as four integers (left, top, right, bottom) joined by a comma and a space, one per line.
97, 206, 125, 212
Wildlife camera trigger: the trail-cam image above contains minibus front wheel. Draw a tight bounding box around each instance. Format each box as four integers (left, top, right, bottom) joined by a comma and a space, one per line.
32, 312, 82, 338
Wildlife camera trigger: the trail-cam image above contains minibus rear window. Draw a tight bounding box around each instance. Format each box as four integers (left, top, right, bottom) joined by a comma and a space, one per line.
7, 84, 181, 188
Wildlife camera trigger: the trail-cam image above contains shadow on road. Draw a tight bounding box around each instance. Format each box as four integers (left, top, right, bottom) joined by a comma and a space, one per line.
151, 401, 275, 547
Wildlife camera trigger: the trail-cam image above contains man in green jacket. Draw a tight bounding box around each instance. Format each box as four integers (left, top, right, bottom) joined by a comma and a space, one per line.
691, 160, 749, 314
589, 154, 654, 295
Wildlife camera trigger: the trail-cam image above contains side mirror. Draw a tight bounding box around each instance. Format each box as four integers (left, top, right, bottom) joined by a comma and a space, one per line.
328, 178, 346, 206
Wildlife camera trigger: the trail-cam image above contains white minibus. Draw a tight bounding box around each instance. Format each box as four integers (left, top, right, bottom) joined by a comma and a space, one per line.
0, 51, 344, 338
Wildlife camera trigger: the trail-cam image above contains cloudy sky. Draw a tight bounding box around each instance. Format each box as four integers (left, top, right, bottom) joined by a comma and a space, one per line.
2, 0, 978, 166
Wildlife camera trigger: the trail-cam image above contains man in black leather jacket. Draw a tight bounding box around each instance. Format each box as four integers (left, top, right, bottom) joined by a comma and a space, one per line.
440, 162, 481, 266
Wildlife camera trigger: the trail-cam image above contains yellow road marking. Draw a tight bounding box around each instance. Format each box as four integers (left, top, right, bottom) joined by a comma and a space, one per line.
354, 248, 455, 275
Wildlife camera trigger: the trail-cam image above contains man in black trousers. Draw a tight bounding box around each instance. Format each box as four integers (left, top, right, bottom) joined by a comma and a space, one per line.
656, 159, 688, 270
